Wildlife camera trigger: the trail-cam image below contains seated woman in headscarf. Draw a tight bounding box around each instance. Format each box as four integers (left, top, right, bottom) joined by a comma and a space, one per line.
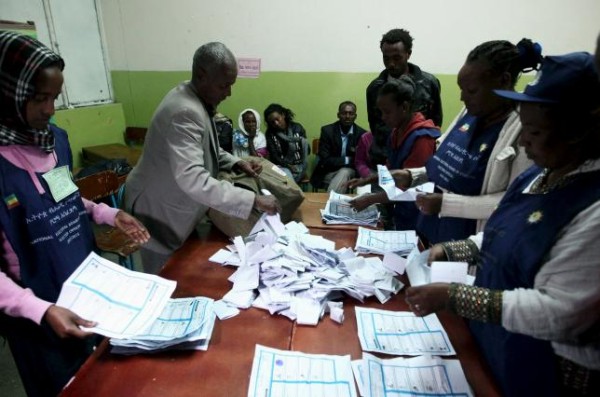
349, 75, 440, 231
405, 52, 600, 397
0, 31, 149, 397
232, 108, 267, 158
264, 103, 309, 183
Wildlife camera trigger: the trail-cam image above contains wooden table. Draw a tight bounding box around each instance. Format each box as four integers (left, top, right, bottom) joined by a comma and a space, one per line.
60, 219, 500, 397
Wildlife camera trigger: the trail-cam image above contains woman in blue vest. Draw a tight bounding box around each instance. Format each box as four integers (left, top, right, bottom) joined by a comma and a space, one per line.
389, 39, 542, 245
405, 52, 600, 397
0, 32, 149, 397
349, 76, 440, 230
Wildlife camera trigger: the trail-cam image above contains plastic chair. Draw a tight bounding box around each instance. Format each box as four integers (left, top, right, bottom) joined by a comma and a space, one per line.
75, 170, 139, 270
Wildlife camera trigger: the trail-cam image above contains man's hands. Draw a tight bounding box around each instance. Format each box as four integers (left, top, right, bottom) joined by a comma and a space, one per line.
346, 178, 369, 190
349, 193, 378, 212
236, 159, 262, 178
235, 159, 279, 215
44, 305, 97, 339
254, 195, 281, 215
114, 211, 150, 244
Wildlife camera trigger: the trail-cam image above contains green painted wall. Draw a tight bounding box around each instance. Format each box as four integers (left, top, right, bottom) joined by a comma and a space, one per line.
111, 70, 534, 132
111, 71, 461, 175
54, 103, 126, 168
111, 70, 533, 174
112, 71, 462, 132
54, 71, 533, 172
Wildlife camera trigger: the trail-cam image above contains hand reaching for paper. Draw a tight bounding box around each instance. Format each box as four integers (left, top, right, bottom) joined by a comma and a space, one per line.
405, 283, 451, 317
44, 305, 97, 339
349, 193, 377, 212
254, 195, 281, 215
415, 193, 443, 215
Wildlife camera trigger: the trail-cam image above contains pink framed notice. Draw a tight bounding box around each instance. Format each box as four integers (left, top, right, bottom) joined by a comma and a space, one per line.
237, 58, 261, 78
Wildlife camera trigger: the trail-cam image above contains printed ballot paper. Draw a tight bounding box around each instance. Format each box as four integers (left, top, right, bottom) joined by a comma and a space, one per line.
58, 253, 217, 353
377, 164, 434, 201
57, 252, 176, 338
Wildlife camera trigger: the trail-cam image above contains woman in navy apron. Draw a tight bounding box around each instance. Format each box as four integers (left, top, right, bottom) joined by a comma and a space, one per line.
405, 52, 600, 397
0, 32, 149, 397
389, 39, 543, 245
349, 76, 440, 230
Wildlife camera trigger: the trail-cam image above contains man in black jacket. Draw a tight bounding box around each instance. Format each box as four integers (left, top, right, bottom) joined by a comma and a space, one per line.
366, 28, 443, 137
310, 101, 366, 193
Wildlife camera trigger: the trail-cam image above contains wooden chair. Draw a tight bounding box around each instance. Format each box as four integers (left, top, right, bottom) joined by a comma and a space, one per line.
124, 126, 147, 146
311, 138, 320, 156
311, 138, 320, 192
75, 170, 139, 269
297, 138, 317, 192
298, 174, 310, 192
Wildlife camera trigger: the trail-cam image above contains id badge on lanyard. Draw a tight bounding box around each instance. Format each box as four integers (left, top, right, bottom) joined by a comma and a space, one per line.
42, 165, 79, 202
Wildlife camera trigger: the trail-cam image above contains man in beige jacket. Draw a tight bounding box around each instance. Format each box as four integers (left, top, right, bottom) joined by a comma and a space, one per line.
125, 42, 280, 273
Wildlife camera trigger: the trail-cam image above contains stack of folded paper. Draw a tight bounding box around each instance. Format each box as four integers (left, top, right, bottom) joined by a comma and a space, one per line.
320, 192, 379, 226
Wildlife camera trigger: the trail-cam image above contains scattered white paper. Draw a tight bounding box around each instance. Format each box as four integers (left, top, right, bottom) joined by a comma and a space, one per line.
466, 274, 476, 285
382, 251, 407, 274
405, 247, 431, 286
431, 261, 468, 284
233, 236, 247, 265
284, 221, 310, 234
222, 289, 256, 309
327, 301, 344, 324
209, 248, 241, 266
213, 300, 240, 320
229, 265, 260, 291
210, 218, 405, 325
265, 213, 286, 235
293, 297, 322, 326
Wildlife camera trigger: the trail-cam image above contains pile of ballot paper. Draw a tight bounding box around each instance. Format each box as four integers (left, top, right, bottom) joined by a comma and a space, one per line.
56, 252, 217, 354
209, 214, 405, 325
109, 296, 216, 354
320, 191, 379, 226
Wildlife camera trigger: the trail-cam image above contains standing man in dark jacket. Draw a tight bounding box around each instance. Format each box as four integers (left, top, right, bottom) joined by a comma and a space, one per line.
366, 28, 443, 137
310, 101, 366, 193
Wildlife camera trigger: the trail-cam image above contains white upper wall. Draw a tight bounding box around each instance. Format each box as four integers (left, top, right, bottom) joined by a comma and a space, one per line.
99, 0, 600, 74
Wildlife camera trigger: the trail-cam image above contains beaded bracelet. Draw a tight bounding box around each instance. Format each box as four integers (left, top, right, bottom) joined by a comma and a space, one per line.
440, 239, 480, 264
448, 283, 502, 323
